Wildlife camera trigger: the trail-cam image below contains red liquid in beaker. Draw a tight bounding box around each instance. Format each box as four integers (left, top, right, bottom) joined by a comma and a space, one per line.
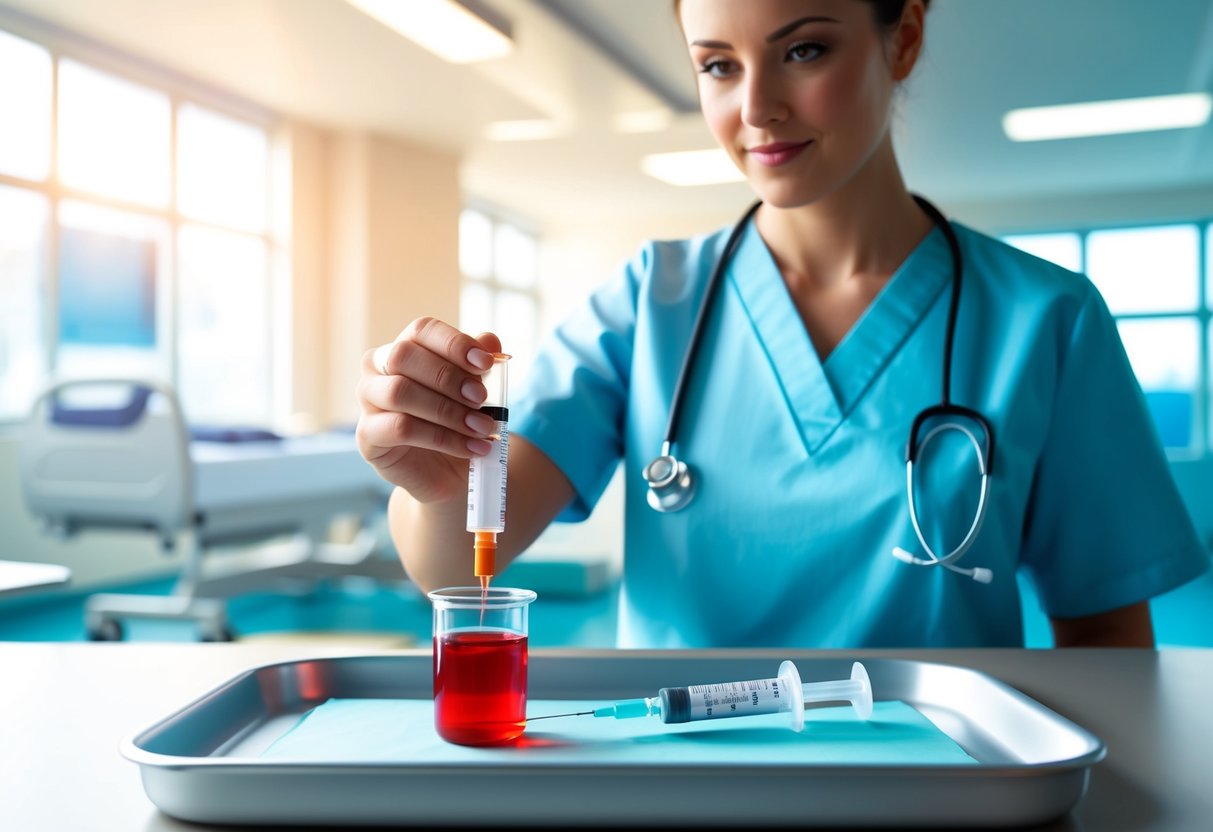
433, 630, 527, 745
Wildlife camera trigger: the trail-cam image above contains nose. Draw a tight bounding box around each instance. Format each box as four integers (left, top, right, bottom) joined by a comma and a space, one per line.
741, 64, 788, 127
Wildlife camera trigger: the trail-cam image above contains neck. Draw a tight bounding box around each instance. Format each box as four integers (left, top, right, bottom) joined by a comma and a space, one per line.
755, 139, 934, 292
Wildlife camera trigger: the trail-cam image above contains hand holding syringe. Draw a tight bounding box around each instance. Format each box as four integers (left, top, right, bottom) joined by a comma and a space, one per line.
532, 661, 873, 732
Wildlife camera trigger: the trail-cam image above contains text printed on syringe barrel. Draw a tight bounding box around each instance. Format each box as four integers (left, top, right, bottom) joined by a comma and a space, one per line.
467, 419, 508, 532
685, 678, 786, 720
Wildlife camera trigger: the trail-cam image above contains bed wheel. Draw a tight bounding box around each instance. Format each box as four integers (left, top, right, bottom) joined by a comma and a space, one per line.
87, 618, 124, 642
200, 627, 236, 643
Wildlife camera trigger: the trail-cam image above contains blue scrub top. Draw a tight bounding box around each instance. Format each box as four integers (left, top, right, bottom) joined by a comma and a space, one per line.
512, 216, 1209, 648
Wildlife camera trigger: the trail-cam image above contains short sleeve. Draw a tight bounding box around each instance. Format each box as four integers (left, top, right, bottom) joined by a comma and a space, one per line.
1020, 285, 1210, 618
510, 244, 647, 521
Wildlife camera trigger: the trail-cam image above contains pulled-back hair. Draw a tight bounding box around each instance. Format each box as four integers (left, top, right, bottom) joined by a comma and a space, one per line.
867, 0, 931, 28
673, 1, 932, 28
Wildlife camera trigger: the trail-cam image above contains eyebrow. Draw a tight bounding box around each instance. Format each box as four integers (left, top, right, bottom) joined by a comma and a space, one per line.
689, 15, 840, 50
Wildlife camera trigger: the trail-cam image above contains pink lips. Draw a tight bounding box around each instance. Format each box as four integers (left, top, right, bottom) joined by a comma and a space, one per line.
747, 140, 812, 167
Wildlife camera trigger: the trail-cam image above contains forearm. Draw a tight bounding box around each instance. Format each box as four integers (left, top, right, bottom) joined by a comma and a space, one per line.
389, 436, 576, 593
1050, 601, 1155, 648
390, 484, 489, 592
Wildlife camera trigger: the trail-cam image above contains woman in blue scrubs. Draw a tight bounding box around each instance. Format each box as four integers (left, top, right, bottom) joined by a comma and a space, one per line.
355, 0, 1208, 647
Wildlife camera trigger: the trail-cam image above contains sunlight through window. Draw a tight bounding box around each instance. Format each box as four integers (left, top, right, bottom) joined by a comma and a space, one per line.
459, 209, 493, 280
1117, 318, 1199, 450
0, 31, 51, 181
177, 103, 268, 233
0, 185, 49, 419
177, 224, 271, 423
458, 210, 541, 390
58, 59, 170, 206
1000, 232, 1082, 273
1086, 225, 1199, 314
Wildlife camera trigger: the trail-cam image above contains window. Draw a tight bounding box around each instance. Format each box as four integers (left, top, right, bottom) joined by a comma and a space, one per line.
0, 185, 49, 418
1004, 222, 1210, 456
458, 208, 541, 389
0, 29, 51, 181
0, 27, 279, 425
58, 59, 171, 207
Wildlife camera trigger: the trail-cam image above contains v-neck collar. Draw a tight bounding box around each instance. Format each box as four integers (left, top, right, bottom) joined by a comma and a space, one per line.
726, 219, 953, 455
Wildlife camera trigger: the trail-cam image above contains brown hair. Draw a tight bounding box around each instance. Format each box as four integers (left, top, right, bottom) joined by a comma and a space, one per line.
673, 0, 932, 29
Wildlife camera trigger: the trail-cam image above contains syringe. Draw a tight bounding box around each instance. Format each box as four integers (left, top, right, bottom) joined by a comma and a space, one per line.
532, 662, 872, 732
466, 353, 511, 589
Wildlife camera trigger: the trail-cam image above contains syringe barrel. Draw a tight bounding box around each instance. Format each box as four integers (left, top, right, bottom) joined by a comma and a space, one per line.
467, 355, 510, 535
657, 675, 792, 724
481, 355, 509, 409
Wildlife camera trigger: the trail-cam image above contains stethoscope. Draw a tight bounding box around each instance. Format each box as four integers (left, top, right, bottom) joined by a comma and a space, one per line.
642, 195, 996, 583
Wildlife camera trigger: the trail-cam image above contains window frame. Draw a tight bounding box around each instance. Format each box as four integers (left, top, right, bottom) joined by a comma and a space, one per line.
458, 202, 543, 372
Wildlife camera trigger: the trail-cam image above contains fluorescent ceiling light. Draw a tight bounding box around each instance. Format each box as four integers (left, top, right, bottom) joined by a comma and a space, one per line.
485, 119, 566, 141
346, 0, 512, 64
615, 109, 673, 134
1003, 93, 1212, 142
641, 149, 745, 186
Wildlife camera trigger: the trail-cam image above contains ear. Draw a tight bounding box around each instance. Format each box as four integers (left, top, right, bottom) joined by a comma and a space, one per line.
889, 0, 926, 82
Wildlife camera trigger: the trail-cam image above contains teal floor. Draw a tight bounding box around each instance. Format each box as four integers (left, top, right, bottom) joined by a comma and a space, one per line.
0, 570, 1210, 647
0, 577, 620, 646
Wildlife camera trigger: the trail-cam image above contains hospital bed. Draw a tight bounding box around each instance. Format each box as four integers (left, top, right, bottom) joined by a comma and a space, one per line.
19, 379, 397, 641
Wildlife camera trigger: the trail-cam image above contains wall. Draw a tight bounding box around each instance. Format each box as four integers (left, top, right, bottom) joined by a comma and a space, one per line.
316, 130, 461, 428
949, 183, 1213, 235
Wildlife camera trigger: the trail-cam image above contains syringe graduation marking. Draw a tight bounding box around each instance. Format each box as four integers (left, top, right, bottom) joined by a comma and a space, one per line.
467, 411, 508, 532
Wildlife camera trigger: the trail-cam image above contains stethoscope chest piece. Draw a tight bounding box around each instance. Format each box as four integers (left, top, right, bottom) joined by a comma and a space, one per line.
644, 453, 695, 512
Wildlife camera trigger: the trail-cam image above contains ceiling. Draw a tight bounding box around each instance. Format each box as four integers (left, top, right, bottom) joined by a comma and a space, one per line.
1, 0, 1211, 229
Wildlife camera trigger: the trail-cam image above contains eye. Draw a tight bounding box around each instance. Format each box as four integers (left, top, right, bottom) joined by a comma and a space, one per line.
698, 58, 737, 79
786, 41, 826, 63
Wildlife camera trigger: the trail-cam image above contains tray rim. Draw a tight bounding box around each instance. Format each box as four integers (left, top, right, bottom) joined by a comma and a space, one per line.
120, 651, 1107, 773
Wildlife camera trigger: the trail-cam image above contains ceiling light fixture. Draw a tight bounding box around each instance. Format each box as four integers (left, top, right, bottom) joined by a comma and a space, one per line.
484, 119, 566, 141
615, 110, 674, 134
641, 149, 745, 186
345, 0, 513, 64
1003, 92, 1212, 142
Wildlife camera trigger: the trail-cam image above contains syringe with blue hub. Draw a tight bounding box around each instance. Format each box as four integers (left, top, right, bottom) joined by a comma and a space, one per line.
531, 661, 872, 732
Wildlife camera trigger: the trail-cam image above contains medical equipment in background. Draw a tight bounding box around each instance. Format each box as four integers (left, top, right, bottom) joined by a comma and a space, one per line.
642, 196, 996, 583
467, 354, 510, 589
19, 378, 395, 641
532, 661, 872, 732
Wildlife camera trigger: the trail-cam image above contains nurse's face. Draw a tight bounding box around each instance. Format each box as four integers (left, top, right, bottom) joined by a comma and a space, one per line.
680, 0, 915, 208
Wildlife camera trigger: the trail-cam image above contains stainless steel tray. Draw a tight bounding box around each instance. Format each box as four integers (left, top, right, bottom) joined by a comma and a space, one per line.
122, 652, 1105, 827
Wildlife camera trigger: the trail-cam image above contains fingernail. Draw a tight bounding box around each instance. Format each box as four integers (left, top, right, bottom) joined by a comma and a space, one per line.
467, 348, 494, 371
466, 438, 493, 456
464, 412, 495, 436
461, 380, 486, 404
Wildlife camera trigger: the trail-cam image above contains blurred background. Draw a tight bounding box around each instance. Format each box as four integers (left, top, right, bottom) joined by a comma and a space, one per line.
1, 0, 1211, 646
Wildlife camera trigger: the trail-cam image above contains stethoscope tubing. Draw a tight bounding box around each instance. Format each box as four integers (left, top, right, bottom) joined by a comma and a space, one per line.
643, 195, 996, 580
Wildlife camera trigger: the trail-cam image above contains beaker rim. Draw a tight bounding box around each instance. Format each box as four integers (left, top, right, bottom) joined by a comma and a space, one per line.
427, 586, 537, 609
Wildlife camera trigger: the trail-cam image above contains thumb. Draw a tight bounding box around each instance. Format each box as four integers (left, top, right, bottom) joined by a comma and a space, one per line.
474, 331, 503, 355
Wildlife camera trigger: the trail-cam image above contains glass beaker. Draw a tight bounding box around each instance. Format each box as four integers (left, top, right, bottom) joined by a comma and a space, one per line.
429, 586, 537, 745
